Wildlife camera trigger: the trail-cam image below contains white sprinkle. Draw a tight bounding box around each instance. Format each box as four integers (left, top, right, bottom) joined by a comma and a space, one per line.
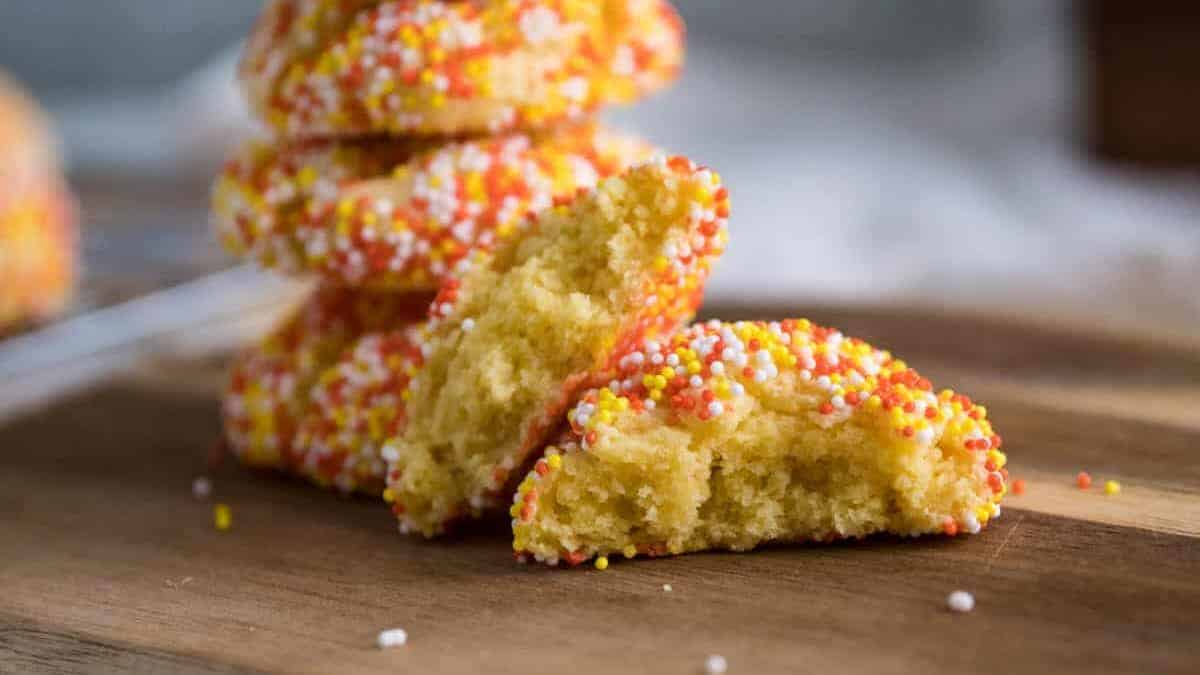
710, 362, 725, 376
705, 654, 728, 675
689, 375, 703, 388
707, 402, 724, 417
963, 513, 982, 534
377, 628, 408, 649
662, 583, 672, 592
191, 477, 212, 500
461, 318, 476, 332
946, 590, 975, 613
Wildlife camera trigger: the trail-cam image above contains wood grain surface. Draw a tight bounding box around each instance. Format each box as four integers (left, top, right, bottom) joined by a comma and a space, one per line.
2, 306, 1198, 675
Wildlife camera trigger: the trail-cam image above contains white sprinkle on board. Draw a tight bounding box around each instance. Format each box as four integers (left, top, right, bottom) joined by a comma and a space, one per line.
705, 654, 728, 674
377, 628, 408, 649
947, 590, 975, 613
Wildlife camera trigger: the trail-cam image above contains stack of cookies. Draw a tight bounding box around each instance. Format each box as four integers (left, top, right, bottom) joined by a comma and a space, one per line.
213, 0, 685, 493
215, 1, 1008, 567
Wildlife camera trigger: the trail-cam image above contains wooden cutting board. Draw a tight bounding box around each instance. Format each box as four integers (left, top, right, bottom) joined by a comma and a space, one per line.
2, 305, 1198, 675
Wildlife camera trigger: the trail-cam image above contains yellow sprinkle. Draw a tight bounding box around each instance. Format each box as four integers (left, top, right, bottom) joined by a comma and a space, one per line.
594, 556, 609, 571
1104, 480, 1121, 496
509, 504, 521, 517
975, 505, 992, 523
296, 166, 318, 189
547, 454, 562, 470
622, 545, 637, 559
214, 504, 232, 532
382, 488, 396, 503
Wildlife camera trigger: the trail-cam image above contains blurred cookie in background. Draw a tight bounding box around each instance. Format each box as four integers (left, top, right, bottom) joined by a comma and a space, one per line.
0, 71, 78, 332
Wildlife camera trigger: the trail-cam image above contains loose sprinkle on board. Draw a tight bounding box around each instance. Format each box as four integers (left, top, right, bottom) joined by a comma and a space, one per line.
1010, 478, 1026, 496
947, 590, 975, 613
214, 504, 232, 532
705, 654, 728, 674
1104, 480, 1121, 496
1076, 472, 1092, 490
662, 584, 673, 592
377, 628, 408, 649
192, 476, 212, 500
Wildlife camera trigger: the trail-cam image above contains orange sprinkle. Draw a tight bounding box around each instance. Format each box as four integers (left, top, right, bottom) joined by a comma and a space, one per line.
1011, 479, 1026, 496
942, 517, 959, 537
1076, 472, 1092, 490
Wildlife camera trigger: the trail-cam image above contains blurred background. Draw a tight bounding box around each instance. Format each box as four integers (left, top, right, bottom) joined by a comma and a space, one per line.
2, 0, 1199, 407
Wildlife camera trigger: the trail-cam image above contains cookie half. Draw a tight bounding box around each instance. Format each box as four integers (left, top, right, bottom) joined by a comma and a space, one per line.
383, 156, 729, 536
512, 320, 1008, 566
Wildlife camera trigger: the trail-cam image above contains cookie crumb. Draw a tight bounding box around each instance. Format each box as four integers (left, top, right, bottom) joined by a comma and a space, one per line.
704, 654, 727, 674
947, 590, 975, 613
377, 628, 408, 649
192, 476, 212, 500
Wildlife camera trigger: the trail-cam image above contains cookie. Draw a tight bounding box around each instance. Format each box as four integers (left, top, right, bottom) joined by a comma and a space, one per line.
0, 72, 76, 330
241, 0, 684, 138
382, 156, 728, 536
212, 123, 657, 289
292, 326, 425, 494
222, 285, 431, 469
512, 320, 1007, 566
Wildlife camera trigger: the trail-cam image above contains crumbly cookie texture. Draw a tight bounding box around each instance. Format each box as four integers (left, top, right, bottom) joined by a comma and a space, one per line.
512, 320, 1008, 566
212, 124, 656, 290
383, 156, 729, 536
241, 0, 684, 138
222, 286, 430, 470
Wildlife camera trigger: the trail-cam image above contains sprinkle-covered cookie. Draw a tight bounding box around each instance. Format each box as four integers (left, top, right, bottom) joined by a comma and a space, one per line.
241, 0, 684, 138
292, 326, 425, 494
512, 319, 1007, 566
212, 124, 657, 290
382, 156, 728, 536
0, 72, 76, 330
222, 285, 431, 469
